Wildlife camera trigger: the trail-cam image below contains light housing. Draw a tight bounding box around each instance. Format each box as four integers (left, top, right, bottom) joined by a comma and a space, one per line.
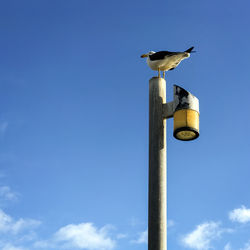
173, 85, 199, 141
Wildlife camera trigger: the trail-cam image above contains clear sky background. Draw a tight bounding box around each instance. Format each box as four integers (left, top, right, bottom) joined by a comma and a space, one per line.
0, 0, 250, 249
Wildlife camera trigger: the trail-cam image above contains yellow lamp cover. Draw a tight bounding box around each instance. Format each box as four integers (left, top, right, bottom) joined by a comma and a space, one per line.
173, 109, 199, 141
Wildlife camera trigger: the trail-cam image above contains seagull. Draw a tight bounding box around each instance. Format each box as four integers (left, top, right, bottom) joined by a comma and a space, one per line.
141, 47, 195, 78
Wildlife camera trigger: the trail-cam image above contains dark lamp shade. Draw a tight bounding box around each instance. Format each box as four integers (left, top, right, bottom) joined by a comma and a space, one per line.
173, 109, 199, 141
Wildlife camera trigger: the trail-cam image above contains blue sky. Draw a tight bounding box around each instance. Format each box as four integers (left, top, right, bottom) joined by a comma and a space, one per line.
0, 0, 250, 249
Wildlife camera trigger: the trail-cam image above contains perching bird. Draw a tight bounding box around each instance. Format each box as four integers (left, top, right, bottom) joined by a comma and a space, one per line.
141, 47, 195, 78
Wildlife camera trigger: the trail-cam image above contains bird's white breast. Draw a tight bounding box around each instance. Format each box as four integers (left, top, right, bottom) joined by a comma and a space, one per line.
147, 53, 190, 71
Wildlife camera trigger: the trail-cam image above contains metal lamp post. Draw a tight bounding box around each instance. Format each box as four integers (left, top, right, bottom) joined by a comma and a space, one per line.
148, 77, 199, 250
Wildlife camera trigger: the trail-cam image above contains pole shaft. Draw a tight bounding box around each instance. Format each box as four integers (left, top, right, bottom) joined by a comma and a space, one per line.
148, 77, 167, 250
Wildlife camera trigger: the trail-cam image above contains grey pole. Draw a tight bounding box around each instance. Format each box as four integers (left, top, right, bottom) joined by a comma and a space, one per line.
148, 77, 167, 250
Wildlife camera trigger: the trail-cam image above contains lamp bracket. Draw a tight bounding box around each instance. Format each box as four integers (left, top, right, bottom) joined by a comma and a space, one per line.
162, 101, 174, 119
162, 85, 199, 120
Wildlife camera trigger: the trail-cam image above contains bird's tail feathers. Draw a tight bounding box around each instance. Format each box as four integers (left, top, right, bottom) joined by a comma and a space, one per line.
185, 47, 195, 53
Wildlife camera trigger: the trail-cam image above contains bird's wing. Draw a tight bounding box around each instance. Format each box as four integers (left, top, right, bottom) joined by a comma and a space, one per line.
185, 47, 194, 53
149, 51, 179, 61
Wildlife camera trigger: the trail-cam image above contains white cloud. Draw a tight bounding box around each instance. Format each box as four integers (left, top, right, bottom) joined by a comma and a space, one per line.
131, 229, 148, 244
17, 231, 37, 242
0, 186, 18, 201
0, 184, 118, 250
0, 209, 12, 232
34, 224, 117, 249
0, 209, 41, 234
240, 241, 250, 250
2, 243, 26, 250
116, 233, 127, 239
181, 221, 232, 250
224, 242, 232, 250
54, 222, 116, 249
33, 240, 53, 248
0, 206, 116, 250
12, 218, 41, 234
229, 206, 250, 223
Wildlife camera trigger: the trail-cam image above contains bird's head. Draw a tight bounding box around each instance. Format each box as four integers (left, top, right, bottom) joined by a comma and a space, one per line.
140, 51, 155, 58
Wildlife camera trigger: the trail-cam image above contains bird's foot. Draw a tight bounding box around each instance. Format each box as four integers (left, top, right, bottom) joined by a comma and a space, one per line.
158, 69, 161, 78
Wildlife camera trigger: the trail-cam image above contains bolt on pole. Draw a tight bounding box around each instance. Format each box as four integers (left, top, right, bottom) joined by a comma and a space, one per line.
148, 77, 167, 250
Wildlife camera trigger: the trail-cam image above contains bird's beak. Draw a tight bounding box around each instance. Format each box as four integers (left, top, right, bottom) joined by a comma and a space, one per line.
140, 54, 148, 58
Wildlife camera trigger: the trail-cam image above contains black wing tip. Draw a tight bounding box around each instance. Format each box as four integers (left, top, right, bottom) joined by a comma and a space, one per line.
185, 46, 195, 53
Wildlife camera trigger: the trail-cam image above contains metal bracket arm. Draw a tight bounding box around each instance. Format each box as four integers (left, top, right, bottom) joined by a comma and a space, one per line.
162, 101, 174, 119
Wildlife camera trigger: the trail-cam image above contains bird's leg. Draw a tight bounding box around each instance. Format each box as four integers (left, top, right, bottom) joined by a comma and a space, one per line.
158, 68, 160, 78
163, 71, 165, 79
